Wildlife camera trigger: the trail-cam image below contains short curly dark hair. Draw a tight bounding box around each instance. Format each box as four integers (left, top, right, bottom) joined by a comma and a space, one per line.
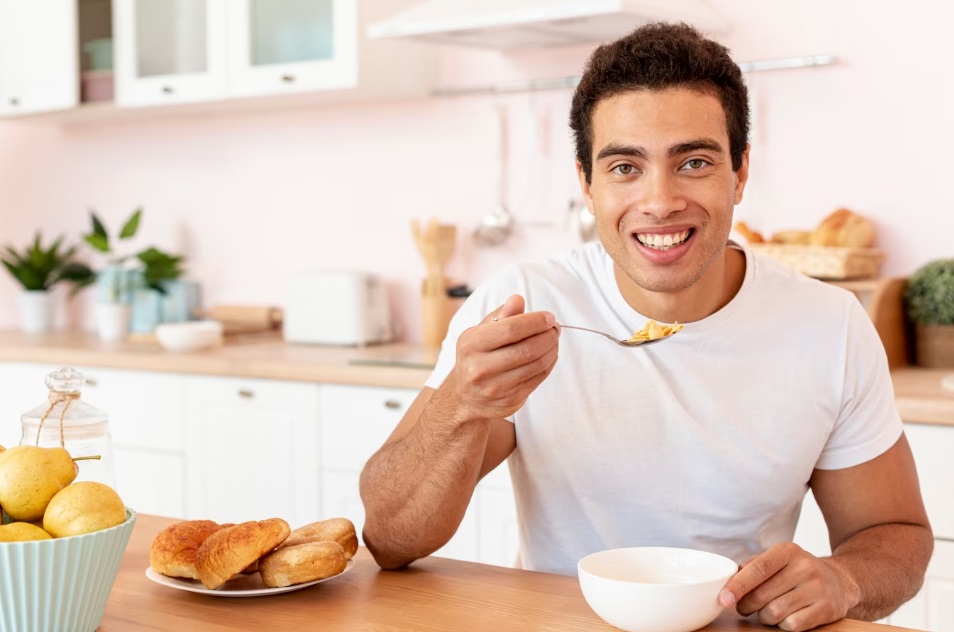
570, 22, 749, 183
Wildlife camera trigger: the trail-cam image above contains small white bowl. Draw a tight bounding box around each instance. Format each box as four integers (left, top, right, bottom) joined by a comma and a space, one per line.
578, 547, 738, 632
155, 320, 223, 353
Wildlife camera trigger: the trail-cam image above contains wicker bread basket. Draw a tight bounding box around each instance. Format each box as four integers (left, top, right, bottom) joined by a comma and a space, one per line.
750, 244, 884, 280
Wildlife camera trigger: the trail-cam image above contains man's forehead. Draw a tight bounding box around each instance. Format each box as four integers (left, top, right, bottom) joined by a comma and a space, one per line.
591, 87, 729, 148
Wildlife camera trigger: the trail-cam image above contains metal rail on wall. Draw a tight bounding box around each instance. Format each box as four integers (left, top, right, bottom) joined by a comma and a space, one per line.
433, 54, 837, 97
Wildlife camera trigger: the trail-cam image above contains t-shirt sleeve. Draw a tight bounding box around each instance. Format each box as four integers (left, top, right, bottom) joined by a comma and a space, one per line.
815, 297, 904, 470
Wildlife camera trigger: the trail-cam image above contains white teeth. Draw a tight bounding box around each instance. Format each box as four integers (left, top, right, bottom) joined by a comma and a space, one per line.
636, 230, 690, 250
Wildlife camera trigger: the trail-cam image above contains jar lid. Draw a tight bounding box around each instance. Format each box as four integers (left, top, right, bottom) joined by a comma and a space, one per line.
20, 367, 108, 427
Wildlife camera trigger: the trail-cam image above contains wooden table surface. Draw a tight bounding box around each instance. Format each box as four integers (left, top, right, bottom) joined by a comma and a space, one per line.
101, 515, 921, 632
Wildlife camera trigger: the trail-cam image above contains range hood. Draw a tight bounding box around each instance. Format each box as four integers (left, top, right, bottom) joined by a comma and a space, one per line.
368, 0, 729, 49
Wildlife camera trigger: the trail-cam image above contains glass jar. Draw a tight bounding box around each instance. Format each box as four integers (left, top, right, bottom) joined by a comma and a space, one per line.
19, 367, 116, 487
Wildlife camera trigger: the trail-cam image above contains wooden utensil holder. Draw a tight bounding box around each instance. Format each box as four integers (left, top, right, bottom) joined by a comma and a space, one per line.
421, 279, 450, 348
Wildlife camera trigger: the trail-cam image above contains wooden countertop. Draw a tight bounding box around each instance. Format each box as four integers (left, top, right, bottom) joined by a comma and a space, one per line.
0, 330, 435, 389
103, 514, 918, 632
1, 330, 952, 427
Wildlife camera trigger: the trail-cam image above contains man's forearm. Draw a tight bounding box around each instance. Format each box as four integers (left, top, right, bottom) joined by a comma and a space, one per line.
829, 523, 934, 621
359, 392, 493, 569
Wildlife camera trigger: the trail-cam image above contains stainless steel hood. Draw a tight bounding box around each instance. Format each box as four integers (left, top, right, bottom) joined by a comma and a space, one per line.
368, 0, 729, 49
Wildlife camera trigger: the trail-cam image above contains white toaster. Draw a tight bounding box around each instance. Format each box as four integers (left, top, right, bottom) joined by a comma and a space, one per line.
283, 270, 393, 346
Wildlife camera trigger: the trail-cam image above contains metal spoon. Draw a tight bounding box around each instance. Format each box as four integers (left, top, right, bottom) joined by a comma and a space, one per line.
557, 323, 668, 348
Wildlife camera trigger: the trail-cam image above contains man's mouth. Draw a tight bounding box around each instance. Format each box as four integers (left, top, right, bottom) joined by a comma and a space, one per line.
634, 229, 692, 251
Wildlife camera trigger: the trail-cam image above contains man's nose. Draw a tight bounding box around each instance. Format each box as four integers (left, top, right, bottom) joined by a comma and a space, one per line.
637, 170, 686, 219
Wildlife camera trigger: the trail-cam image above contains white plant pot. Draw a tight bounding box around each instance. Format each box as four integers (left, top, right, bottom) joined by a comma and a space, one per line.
17, 290, 57, 334
96, 303, 131, 342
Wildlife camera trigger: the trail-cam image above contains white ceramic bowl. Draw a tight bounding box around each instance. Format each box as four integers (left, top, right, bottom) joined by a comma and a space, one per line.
578, 547, 738, 632
155, 320, 223, 353
0, 508, 137, 632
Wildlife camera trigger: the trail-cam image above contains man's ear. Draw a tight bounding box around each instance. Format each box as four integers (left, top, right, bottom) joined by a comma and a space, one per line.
734, 145, 751, 205
576, 161, 594, 208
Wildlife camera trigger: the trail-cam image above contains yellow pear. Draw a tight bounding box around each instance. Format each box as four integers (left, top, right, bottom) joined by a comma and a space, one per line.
0, 445, 78, 522
0, 521, 52, 541
43, 481, 126, 538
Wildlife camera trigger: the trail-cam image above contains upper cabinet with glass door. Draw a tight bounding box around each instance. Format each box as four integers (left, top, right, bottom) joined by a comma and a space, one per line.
113, 0, 228, 106
0, 0, 79, 117
227, 0, 357, 97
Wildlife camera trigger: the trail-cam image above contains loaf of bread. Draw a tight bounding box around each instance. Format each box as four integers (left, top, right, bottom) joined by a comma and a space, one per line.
194, 518, 291, 589
280, 517, 358, 560
810, 208, 875, 248
260, 541, 347, 588
149, 520, 229, 579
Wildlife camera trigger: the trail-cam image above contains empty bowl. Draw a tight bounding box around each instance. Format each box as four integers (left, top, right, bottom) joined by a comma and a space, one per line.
578, 547, 738, 632
155, 320, 223, 353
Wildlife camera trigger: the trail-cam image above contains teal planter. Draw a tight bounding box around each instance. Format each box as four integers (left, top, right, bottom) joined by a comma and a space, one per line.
130, 279, 200, 333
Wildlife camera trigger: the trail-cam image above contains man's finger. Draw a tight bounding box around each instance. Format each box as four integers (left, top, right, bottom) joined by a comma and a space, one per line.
719, 548, 789, 607
482, 294, 526, 324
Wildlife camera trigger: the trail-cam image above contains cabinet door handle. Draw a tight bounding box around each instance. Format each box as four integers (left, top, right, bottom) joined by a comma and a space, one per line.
281, 74, 296, 83
161, 85, 174, 94
85, 377, 98, 387
9, 97, 19, 106
237, 388, 255, 399
383, 400, 403, 410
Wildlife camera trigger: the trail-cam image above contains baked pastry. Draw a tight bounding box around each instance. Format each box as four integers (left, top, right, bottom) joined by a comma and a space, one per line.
260, 541, 347, 588
810, 208, 875, 248
149, 520, 229, 579
194, 518, 291, 589
281, 517, 358, 559
769, 229, 813, 245
732, 220, 764, 244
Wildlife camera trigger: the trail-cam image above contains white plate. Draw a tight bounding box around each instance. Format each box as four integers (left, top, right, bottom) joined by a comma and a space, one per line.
144, 558, 354, 597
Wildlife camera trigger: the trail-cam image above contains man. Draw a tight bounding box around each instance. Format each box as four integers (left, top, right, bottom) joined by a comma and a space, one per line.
360, 22, 932, 632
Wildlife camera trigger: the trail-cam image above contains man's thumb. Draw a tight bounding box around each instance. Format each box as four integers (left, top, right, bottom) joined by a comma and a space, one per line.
485, 294, 526, 322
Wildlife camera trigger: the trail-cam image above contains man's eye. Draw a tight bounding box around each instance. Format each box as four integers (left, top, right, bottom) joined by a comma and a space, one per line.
682, 159, 708, 170
613, 164, 635, 175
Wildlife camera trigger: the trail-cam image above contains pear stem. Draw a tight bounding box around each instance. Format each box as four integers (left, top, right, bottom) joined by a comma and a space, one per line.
72, 455, 102, 462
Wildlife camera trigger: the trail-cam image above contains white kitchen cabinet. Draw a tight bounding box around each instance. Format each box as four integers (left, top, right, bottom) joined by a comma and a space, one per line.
319, 383, 485, 563
183, 374, 320, 527
891, 540, 954, 632
114, 0, 434, 108
113, 0, 228, 106
225, 0, 356, 98
0, 0, 78, 117
0, 362, 58, 448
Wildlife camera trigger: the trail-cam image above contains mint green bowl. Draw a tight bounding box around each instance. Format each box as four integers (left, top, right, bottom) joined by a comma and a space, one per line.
0, 508, 137, 632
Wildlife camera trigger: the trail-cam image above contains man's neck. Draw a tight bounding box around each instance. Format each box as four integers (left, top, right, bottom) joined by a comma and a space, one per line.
614, 247, 746, 324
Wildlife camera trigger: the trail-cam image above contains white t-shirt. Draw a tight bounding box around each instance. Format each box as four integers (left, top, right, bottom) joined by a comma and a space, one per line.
425, 241, 902, 575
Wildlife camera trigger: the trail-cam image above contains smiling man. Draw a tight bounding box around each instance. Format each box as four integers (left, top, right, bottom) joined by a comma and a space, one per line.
360, 22, 932, 632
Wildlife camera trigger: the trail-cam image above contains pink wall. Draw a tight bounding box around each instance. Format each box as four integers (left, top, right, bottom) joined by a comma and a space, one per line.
1, 0, 951, 341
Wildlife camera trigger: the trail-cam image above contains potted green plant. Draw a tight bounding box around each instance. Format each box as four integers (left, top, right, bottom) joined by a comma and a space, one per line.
904, 258, 954, 368
1, 234, 94, 333
82, 208, 186, 341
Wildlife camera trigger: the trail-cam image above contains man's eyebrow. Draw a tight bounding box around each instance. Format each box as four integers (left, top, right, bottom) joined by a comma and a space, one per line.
595, 144, 647, 162
669, 139, 725, 157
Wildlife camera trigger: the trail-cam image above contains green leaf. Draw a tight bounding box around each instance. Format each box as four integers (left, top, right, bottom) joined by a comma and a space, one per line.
56, 262, 95, 283
119, 208, 142, 239
90, 211, 109, 241
84, 233, 110, 253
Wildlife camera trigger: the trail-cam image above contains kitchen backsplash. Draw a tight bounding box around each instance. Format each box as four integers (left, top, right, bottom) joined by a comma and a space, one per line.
1, 0, 952, 342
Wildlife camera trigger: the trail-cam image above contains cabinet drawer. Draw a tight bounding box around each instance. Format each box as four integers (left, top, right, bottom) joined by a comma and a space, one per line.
905, 424, 954, 540
319, 384, 418, 471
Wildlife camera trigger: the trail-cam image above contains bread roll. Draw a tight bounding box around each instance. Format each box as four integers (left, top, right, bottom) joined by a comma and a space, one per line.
150, 520, 228, 579
194, 518, 291, 589
260, 541, 347, 588
810, 208, 875, 248
733, 220, 764, 244
281, 517, 358, 559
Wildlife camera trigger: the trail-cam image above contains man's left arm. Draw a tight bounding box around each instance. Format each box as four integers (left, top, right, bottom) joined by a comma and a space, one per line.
721, 432, 933, 631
